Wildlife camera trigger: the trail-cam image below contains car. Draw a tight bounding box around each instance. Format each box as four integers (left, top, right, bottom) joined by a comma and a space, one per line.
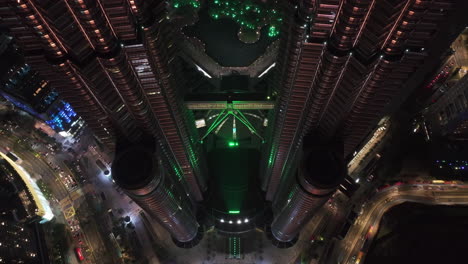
74, 247, 85, 261
6, 152, 22, 164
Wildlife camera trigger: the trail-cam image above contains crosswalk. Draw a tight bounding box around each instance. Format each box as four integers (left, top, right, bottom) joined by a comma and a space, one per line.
58, 187, 89, 219
59, 197, 75, 219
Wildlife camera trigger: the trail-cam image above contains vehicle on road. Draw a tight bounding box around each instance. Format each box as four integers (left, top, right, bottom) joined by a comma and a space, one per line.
6, 151, 22, 164
75, 247, 85, 261
355, 251, 364, 264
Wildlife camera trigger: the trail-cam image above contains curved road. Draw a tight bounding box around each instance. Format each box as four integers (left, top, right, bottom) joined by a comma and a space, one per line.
327, 183, 468, 264
0, 132, 101, 264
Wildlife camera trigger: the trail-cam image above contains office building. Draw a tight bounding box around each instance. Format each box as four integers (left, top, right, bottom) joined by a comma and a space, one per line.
1, 0, 467, 249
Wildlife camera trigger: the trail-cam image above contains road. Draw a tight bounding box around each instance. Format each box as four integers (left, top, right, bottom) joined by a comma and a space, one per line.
1, 122, 159, 263
326, 183, 468, 264
80, 148, 161, 263
0, 127, 107, 264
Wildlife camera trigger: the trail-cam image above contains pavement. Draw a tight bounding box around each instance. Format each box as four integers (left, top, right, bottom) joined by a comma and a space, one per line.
3, 108, 468, 264
0, 126, 109, 264
326, 183, 468, 264
0, 120, 160, 264
80, 148, 160, 264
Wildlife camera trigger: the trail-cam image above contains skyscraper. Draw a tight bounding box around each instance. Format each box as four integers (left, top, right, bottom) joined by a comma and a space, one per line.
1, 0, 467, 249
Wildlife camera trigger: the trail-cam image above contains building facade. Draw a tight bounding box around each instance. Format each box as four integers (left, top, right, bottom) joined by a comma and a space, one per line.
1, 0, 467, 249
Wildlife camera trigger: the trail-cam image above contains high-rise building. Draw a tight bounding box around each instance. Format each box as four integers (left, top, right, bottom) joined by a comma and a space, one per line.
0, 218, 46, 263
0, 152, 54, 224
0, 40, 85, 137
112, 144, 203, 247
422, 29, 468, 139
425, 74, 468, 139
1, 64, 57, 114
0, 0, 206, 202
1, 0, 467, 249
0, 153, 50, 263
269, 137, 345, 246
261, 0, 467, 201
0, 62, 85, 136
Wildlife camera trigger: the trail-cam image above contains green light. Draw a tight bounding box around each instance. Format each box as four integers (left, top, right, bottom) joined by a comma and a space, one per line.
268, 25, 279, 37
229, 210, 240, 214
208, 0, 283, 37
228, 141, 239, 147
171, 0, 200, 10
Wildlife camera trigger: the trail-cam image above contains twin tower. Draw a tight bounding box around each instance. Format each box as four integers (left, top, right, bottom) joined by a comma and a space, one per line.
111, 137, 345, 248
